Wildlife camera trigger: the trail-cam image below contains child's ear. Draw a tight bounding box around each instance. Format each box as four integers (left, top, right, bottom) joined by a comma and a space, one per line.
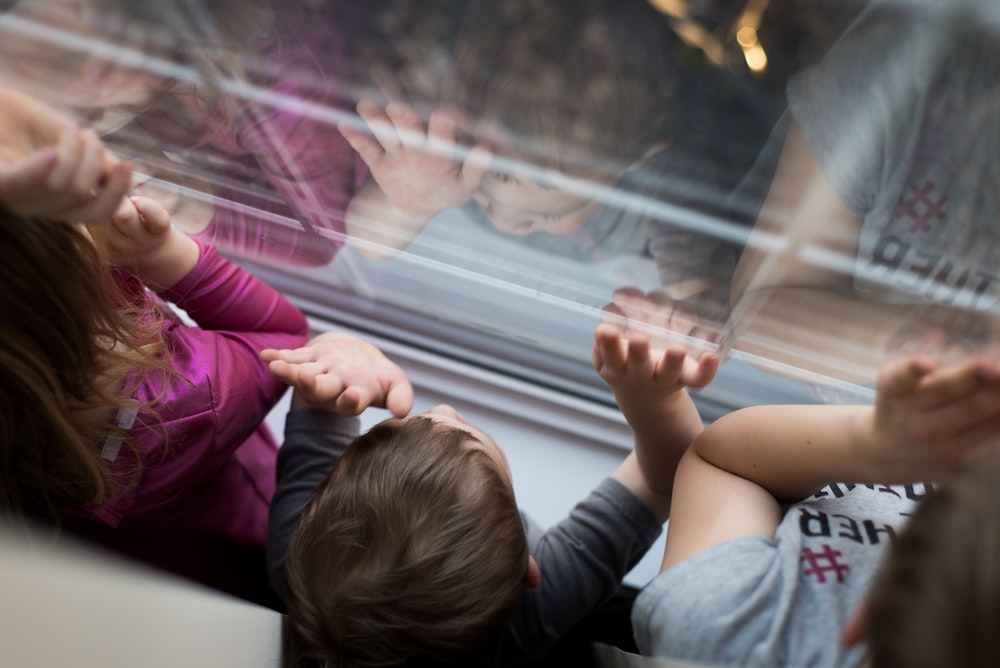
626, 139, 673, 172
840, 600, 869, 648
524, 556, 541, 589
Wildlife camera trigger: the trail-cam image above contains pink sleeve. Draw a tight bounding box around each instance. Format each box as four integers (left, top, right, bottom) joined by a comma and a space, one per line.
117, 317, 302, 521
207, 17, 359, 267
101, 240, 309, 521
159, 237, 308, 336
203, 183, 341, 267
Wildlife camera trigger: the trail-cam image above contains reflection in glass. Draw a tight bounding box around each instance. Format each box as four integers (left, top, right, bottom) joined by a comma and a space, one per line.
729, 0, 1000, 388
3, 0, 997, 396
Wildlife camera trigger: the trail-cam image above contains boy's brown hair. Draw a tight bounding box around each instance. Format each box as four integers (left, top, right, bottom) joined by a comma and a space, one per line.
864, 443, 1000, 667
285, 416, 529, 667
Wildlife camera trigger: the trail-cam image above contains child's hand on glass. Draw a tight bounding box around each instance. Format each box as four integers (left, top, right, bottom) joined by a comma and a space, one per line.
866, 354, 1000, 480
0, 87, 131, 225
339, 100, 492, 219
592, 322, 719, 409
261, 332, 414, 418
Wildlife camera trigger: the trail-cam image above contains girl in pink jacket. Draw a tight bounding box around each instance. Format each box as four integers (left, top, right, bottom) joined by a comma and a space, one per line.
0, 87, 307, 606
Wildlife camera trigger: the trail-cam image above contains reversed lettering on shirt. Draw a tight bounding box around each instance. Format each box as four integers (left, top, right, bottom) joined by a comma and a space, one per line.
794, 483, 929, 585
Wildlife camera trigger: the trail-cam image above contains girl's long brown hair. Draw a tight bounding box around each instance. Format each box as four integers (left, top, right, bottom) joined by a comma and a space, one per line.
0, 207, 167, 524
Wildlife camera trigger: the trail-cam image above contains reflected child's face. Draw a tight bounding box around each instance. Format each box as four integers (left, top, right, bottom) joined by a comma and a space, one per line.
472, 171, 604, 236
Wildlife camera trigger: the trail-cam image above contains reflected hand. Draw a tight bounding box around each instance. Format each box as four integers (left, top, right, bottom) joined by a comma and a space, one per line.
339, 100, 491, 218
261, 332, 414, 417
0, 87, 131, 225
868, 354, 1000, 479
593, 322, 719, 401
887, 305, 1000, 366
603, 286, 723, 357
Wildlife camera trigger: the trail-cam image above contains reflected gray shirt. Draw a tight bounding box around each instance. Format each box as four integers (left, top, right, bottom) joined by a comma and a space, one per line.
787, 5, 1000, 310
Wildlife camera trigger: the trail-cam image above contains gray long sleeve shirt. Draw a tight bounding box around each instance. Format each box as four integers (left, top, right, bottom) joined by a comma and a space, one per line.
266, 409, 663, 666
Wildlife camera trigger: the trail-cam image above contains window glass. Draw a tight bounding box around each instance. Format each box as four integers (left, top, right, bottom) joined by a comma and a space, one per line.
4, 0, 997, 412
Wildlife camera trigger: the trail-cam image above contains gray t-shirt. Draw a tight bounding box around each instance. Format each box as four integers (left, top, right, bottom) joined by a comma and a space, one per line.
787, 4, 1000, 310
268, 409, 663, 666
633, 482, 930, 667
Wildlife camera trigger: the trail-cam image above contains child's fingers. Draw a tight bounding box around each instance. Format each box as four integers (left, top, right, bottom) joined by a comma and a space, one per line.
876, 355, 935, 398
311, 364, 353, 392
263, 345, 320, 366
274, 362, 323, 397
593, 323, 627, 371
294, 367, 325, 399
338, 121, 384, 167
73, 177, 130, 225
129, 195, 171, 234
682, 352, 720, 389
669, 306, 700, 338
385, 102, 426, 147
611, 285, 646, 302
0, 148, 56, 194
909, 357, 1000, 409
266, 359, 298, 385
657, 346, 687, 381
385, 377, 415, 417
47, 125, 85, 192
599, 302, 629, 330
369, 64, 407, 105
83, 160, 133, 222
335, 387, 368, 417
946, 413, 1000, 459
356, 100, 400, 153
0, 146, 58, 184
426, 108, 457, 149
624, 335, 653, 376
71, 129, 105, 200
610, 286, 661, 324
919, 385, 1000, 440
109, 196, 139, 235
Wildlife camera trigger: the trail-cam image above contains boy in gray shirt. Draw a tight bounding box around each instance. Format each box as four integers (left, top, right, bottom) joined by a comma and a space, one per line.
634, 351, 1000, 667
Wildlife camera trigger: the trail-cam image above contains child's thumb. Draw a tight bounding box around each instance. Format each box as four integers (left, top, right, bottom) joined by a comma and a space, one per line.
130, 195, 171, 232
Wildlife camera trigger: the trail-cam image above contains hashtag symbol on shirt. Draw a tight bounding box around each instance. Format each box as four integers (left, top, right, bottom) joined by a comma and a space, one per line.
800, 544, 849, 584
896, 181, 947, 234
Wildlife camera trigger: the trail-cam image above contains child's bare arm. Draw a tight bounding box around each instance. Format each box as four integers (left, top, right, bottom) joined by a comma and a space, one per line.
261, 332, 414, 417
593, 323, 719, 521
661, 354, 1000, 571
340, 101, 490, 259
